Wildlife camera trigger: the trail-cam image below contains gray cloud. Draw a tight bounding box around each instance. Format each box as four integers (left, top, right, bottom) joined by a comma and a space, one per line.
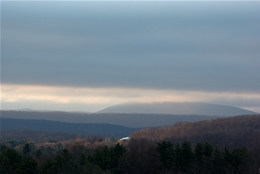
2, 1, 260, 92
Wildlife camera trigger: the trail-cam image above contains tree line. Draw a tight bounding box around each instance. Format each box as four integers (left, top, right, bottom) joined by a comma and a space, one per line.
0, 139, 257, 174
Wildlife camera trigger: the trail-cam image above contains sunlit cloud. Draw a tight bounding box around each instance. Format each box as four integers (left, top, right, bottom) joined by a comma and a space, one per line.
2, 84, 260, 112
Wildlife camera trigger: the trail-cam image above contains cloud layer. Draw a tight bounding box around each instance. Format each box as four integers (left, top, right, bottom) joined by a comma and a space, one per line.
2, 84, 260, 112
1, 2, 260, 112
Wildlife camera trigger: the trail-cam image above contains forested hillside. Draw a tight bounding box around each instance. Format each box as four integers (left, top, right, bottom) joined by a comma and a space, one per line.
128, 114, 260, 173
131, 115, 260, 149
1, 115, 260, 174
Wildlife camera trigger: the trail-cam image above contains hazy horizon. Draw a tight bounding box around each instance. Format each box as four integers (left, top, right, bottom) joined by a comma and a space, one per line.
1, 101, 259, 115
1, 1, 260, 113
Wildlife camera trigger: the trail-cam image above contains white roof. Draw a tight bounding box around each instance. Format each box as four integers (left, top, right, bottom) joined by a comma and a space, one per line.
119, 137, 131, 141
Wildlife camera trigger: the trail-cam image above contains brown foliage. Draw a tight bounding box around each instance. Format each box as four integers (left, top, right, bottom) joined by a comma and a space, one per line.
131, 115, 260, 149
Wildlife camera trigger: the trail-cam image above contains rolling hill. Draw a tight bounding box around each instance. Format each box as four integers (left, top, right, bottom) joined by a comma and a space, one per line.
1, 102, 257, 128
0, 118, 141, 139
1, 110, 221, 128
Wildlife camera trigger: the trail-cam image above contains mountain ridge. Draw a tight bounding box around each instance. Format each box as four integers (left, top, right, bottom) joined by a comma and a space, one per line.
97, 102, 257, 116
1, 118, 141, 138
1, 110, 221, 128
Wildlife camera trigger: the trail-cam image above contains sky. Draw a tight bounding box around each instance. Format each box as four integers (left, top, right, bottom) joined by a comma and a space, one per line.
1, 1, 260, 113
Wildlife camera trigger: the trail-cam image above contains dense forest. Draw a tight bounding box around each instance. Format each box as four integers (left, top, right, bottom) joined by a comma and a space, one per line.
131, 115, 260, 149
1, 114, 260, 173
0, 130, 85, 143
0, 138, 257, 174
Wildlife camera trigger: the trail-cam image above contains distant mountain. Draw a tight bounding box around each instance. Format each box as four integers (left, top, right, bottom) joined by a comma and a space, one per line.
19, 108, 36, 111
97, 102, 257, 116
1, 118, 141, 138
18, 108, 91, 114
1, 110, 221, 128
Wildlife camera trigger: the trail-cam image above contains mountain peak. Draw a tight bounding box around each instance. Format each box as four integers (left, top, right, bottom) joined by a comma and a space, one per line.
97, 102, 257, 116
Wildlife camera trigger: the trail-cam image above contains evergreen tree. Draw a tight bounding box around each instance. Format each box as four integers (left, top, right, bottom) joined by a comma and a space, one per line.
16, 156, 38, 174
180, 141, 194, 173
22, 143, 31, 156
156, 141, 174, 172
0, 148, 21, 174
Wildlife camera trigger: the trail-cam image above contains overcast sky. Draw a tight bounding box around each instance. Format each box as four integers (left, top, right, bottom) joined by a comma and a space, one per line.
1, 1, 260, 112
